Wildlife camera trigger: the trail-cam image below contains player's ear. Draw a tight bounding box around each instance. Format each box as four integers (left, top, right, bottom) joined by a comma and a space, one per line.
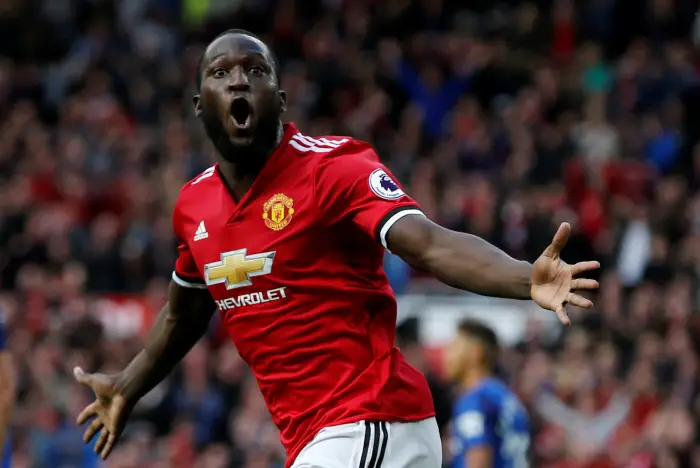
279, 90, 287, 114
193, 94, 202, 117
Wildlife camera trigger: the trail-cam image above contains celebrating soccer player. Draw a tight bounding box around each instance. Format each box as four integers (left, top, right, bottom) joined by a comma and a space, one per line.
0, 319, 13, 468
73, 30, 599, 467
446, 321, 531, 468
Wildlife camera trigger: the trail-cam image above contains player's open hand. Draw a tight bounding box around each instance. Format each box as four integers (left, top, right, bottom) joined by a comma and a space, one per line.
74, 367, 131, 460
530, 223, 600, 326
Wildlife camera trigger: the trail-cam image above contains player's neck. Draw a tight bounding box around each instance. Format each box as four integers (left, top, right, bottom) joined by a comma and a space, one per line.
217, 123, 284, 200
460, 368, 491, 391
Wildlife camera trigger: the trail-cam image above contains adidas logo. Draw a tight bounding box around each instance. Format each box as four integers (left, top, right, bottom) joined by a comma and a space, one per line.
194, 221, 209, 241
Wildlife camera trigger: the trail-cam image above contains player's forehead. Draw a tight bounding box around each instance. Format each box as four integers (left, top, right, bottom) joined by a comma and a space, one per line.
202, 34, 272, 67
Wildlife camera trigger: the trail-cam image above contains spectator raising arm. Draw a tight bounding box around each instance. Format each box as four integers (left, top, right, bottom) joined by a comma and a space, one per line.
380, 39, 474, 138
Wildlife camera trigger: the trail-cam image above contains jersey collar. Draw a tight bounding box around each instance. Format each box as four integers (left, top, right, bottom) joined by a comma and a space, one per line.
215, 122, 297, 221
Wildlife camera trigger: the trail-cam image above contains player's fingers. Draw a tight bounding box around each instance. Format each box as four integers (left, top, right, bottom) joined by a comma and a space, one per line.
73, 366, 98, 390
76, 401, 99, 425
101, 432, 118, 460
542, 223, 571, 258
554, 304, 570, 326
566, 293, 594, 309
83, 418, 103, 444
94, 429, 109, 456
571, 261, 600, 276
570, 278, 599, 290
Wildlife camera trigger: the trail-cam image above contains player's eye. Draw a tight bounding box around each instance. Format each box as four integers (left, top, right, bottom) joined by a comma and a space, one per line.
213, 68, 228, 78
249, 66, 264, 76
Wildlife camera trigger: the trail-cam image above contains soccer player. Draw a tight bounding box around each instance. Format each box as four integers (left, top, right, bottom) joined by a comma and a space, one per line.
73, 30, 599, 467
446, 321, 530, 468
0, 319, 13, 468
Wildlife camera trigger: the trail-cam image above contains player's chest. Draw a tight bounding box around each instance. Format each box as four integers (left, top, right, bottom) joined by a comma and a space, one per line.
186, 188, 322, 294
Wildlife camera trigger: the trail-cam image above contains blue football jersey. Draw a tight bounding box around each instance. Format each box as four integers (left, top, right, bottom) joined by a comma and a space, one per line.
1, 438, 9, 468
450, 378, 530, 468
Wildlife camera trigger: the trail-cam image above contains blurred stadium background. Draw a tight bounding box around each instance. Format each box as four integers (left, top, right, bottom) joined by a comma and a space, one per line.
2, 0, 700, 466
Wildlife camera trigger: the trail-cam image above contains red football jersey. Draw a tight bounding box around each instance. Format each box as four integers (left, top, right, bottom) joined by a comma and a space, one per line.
172, 123, 435, 465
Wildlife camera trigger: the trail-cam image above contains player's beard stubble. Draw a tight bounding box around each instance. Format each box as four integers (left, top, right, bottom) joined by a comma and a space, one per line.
200, 103, 282, 175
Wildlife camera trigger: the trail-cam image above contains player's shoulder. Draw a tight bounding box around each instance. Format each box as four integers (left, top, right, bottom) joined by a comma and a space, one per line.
481, 377, 508, 392
478, 379, 527, 416
479, 378, 513, 402
181, 165, 220, 192
455, 387, 484, 411
287, 128, 377, 164
457, 378, 506, 410
176, 165, 220, 208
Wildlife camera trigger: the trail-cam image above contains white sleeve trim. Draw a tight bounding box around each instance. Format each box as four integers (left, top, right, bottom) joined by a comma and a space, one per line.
380, 209, 426, 250
171, 271, 207, 289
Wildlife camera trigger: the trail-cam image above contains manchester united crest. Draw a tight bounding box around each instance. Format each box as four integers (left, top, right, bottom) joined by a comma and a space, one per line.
263, 193, 295, 231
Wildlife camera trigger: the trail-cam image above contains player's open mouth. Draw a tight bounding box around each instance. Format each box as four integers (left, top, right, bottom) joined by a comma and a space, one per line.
230, 97, 253, 130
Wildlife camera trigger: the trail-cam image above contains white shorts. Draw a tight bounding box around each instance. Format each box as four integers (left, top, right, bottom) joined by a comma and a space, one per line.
291, 418, 442, 468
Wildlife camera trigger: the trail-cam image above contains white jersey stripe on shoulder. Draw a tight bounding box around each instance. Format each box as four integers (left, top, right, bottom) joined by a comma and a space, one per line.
292, 133, 329, 149
306, 136, 341, 148
294, 133, 350, 149
319, 137, 349, 147
192, 165, 216, 185
289, 139, 334, 153
289, 133, 351, 153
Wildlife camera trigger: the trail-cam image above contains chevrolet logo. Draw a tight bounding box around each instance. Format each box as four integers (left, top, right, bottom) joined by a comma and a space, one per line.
204, 249, 276, 290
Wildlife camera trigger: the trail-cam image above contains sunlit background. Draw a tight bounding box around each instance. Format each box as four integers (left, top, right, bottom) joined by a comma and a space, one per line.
1, 0, 700, 466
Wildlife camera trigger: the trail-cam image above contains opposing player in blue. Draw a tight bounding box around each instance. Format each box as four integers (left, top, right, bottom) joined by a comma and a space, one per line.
0, 319, 12, 468
445, 320, 531, 468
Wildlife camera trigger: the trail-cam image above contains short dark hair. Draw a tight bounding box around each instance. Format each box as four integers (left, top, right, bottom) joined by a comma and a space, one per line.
458, 320, 499, 370
195, 29, 281, 90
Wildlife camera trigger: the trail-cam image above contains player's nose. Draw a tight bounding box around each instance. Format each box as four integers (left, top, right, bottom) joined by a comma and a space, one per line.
228, 67, 250, 92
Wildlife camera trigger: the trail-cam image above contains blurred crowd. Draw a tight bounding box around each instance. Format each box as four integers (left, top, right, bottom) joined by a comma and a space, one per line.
2, 0, 700, 466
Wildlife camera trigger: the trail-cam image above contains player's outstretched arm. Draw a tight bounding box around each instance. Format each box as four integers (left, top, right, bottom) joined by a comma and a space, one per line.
113, 281, 215, 402
74, 280, 214, 459
386, 216, 599, 325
